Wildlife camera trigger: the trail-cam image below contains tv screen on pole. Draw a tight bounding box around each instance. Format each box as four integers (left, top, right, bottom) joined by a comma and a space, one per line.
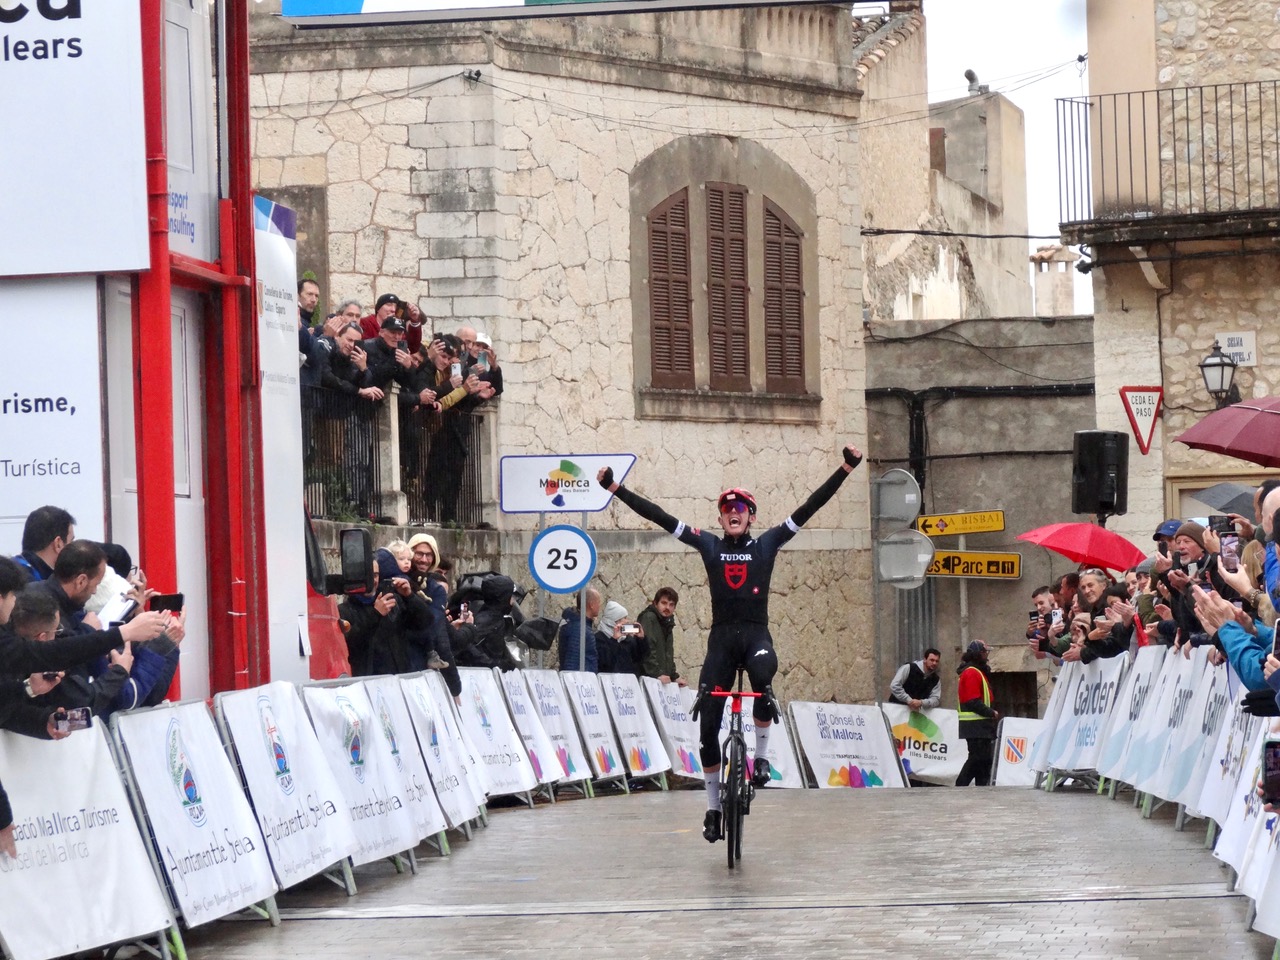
281, 0, 850, 27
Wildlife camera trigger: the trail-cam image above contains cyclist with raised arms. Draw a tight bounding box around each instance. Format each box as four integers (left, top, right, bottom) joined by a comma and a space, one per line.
597, 443, 862, 843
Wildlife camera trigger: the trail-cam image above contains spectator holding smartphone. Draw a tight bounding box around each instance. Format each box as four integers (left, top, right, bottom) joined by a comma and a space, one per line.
595, 601, 649, 676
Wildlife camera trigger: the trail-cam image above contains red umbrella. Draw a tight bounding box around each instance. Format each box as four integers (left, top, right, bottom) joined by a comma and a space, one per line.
1016, 522, 1147, 572
1174, 396, 1280, 468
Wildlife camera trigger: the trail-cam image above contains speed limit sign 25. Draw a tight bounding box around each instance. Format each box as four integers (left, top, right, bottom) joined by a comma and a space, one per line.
528, 525, 598, 594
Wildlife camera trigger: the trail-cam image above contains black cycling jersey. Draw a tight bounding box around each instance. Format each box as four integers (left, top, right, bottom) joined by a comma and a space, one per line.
611, 466, 850, 627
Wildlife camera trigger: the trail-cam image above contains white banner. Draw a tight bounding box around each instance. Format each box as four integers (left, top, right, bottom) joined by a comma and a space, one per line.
1190, 677, 1261, 824
214, 683, 358, 889
0, 277, 106, 545
1115, 648, 1184, 786
1214, 724, 1268, 875
642, 678, 703, 781
0, 728, 171, 960
1162, 661, 1233, 807
0, 4, 147, 275
1029, 662, 1076, 775
398, 674, 484, 827
1045, 655, 1127, 772
496, 669, 560, 786
360, 677, 449, 841
600, 672, 671, 778
1235, 720, 1280, 902
993, 717, 1045, 787
1131, 649, 1209, 793
301, 685, 421, 866
112, 703, 277, 926
561, 671, 626, 780
789, 702, 907, 789
454, 668, 537, 796
1095, 646, 1167, 783
716, 696, 805, 789
881, 704, 968, 785
524, 669, 592, 785
253, 197, 309, 684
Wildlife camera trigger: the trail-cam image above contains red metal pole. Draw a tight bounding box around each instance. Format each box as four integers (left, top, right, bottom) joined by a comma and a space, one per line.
226, 0, 271, 687
134, 0, 179, 616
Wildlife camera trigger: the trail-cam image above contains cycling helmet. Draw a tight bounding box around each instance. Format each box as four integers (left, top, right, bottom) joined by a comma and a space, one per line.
718, 488, 757, 515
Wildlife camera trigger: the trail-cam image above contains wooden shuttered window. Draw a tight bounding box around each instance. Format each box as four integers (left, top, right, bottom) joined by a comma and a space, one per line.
648, 190, 694, 389
706, 182, 751, 392
763, 200, 805, 394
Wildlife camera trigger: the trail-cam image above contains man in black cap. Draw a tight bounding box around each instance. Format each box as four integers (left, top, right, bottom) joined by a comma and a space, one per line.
359, 293, 401, 340
361, 315, 415, 393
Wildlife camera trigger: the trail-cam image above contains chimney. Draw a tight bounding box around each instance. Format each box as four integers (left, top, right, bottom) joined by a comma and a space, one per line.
1031, 246, 1080, 317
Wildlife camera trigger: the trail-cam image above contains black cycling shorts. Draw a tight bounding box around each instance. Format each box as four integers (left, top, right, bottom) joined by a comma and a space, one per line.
697, 622, 777, 768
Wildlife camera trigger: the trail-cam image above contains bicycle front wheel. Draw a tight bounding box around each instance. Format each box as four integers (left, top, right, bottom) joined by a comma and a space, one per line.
724, 736, 745, 868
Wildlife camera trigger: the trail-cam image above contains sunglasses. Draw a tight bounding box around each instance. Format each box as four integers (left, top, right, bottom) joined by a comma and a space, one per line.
720, 501, 749, 515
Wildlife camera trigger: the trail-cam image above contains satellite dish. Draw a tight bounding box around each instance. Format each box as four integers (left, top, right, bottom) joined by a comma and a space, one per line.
871, 468, 923, 533
877, 528, 935, 590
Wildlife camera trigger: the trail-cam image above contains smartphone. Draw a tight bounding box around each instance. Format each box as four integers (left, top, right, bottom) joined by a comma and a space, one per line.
475, 350, 490, 372
450, 361, 462, 378
1037, 637, 1052, 652
1051, 609, 1064, 624
55, 707, 92, 734
1028, 610, 1040, 623
41, 671, 58, 682
620, 623, 641, 636
149, 593, 185, 613
1209, 514, 1235, 536
1263, 735, 1280, 806
1221, 534, 1240, 573
460, 602, 469, 614
1158, 541, 1169, 557
397, 337, 407, 352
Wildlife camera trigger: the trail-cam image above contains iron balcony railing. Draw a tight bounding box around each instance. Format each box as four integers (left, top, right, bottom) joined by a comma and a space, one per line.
1058, 81, 1280, 224
302, 384, 491, 527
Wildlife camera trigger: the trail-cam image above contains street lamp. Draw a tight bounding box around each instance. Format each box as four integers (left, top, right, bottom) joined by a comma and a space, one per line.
1199, 340, 1241, 409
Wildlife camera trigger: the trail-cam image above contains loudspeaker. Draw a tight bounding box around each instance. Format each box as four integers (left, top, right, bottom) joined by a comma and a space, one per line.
1072, 430, 1129, 515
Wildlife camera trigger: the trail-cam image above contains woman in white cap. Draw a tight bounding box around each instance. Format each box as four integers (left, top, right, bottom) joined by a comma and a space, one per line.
595, 600, 649, 676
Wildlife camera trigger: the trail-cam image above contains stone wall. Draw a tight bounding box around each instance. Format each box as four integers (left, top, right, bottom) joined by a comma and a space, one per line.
1155, 0, 1280, 87
261, 3, 875, 706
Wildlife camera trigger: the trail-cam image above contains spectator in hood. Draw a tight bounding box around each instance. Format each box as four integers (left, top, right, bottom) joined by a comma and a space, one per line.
596, 600, 649, 676
467, 574, 523, 671
559, 587, 601, 673
406, 533, 461, 695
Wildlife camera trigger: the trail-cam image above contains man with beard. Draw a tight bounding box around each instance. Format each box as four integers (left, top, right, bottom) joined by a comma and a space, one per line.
638, 586, 682, 686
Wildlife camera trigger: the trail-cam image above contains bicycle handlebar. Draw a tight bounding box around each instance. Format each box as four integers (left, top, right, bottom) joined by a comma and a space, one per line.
706, 689, 762, 698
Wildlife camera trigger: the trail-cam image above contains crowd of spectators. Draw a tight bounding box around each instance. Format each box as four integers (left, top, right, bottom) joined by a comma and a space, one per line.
1023, 480, 1280, 720
296, 279, 503, 524
556, 584, 686, 685
0, 505, 185, 857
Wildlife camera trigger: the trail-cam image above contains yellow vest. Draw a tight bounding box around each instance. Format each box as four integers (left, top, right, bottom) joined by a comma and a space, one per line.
956, 666, 992, 723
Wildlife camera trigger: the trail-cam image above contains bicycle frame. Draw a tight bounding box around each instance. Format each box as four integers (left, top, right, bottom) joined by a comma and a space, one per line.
707, 671, 760, 868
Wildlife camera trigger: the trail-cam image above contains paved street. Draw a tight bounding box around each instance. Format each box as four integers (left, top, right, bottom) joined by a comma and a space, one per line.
186, 785, 1271, 959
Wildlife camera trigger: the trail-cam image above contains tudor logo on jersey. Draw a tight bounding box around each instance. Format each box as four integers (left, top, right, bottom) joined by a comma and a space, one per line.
724, 563, 748, 589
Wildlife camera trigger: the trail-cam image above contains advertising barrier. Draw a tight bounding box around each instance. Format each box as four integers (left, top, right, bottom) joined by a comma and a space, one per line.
454, 668, 538, 796
1148, 659, 1230, 805
301, 684, 422, 867
1029, 662, 1076, 775
562, 670, 627, 781
525, 669, 593, 786
1095, 646, 1166, 782
789, 702, 907, 789
716, 697, 806, 789
600, 672, 670, 779
1044, 655, 1127, 772
0, 728, 172, 960
993, 716, 1044, 787
880, 704, 967, 785
398, 674, 484, 826
214, 682, 359, 889
361, 677, 450, 842
1130, 649, 1208, 792
497, 668, 560, 788
112, 702, 277, 927
642, 678, 702, 781
1189, 678, 1260, 823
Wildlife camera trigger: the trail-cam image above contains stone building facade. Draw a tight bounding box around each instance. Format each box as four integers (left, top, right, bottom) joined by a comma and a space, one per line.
1063, 0, 1280, 547
250, 3, 878, 703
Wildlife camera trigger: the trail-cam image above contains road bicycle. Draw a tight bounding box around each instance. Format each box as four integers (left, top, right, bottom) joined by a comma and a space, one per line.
702, 669, 777, 868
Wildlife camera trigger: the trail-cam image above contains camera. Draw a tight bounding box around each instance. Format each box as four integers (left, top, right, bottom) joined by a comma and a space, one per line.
1209, 515, 1235, 536
54, 707, 92, 733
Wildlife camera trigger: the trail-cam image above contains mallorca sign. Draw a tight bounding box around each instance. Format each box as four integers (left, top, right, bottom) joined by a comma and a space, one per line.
1119, 386, 1163, 456
500, 454, 636, 514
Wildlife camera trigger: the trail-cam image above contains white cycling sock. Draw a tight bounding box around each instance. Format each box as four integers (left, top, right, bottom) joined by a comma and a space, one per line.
754, 725, 771, 762
704, 774, 722, 811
